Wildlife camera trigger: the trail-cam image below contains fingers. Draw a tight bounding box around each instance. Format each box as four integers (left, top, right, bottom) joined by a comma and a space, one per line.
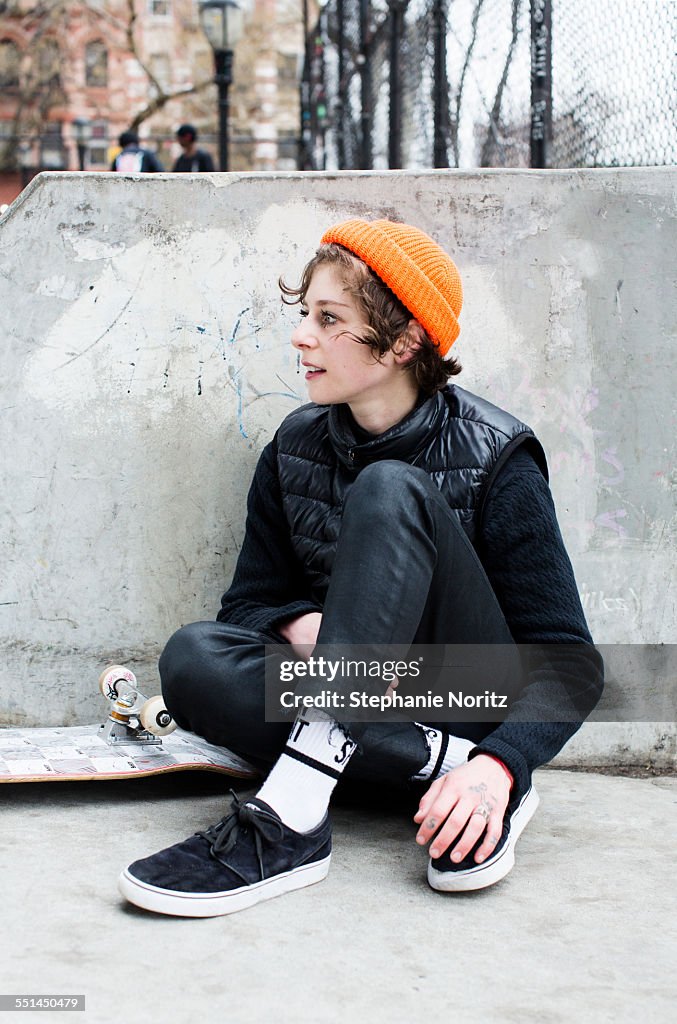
417, 798, 496, 862
425, 800, 477, 859
444, 806, 501, 864
413, 775, 444, 824
414, 777, 461, 850
413, 763, 510, 863
384, 676, 400, 698
473, 813, 504, 864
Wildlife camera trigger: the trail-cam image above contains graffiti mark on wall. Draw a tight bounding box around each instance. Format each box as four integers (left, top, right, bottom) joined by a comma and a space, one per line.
594, 508, 628, 538
580, 585, 641, 618
600, 447, 625, 486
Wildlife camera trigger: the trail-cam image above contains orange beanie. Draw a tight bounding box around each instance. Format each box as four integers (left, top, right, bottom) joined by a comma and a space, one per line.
320, 219, 463, 355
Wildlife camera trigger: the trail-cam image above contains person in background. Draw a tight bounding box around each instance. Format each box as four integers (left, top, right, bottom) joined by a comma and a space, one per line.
111, 130, 163, 173
172, 124, 215, 173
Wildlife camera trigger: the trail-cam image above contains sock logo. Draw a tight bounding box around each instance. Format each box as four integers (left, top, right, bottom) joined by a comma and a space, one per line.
333, 739, 355, 765
328, 722, 356, 765
290, 717, 311, 744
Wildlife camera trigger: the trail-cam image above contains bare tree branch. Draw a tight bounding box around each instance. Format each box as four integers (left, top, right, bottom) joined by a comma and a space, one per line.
129, 79, 213, 130
451, 0, 485, 167
125, 0, 163, 98
122, 0, 213, 128
480, 0, 521, 166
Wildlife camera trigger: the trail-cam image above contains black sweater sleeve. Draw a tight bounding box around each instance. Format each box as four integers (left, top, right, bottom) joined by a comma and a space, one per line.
469, 447, 604, 800
216, 437, 321, 639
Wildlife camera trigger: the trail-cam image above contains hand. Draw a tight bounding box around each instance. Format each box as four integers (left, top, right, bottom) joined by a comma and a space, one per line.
413, 755, 511, 864
278, 612, 322, 658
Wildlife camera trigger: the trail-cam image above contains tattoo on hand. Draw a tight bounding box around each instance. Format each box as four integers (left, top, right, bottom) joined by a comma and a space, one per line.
470, 782, 496, 811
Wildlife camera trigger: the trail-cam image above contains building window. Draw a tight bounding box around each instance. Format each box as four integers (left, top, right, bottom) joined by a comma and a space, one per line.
88, 119, 109, 166
37, 39, 60, 83
0, 39, 21, 89
85, 41, 108, 87
149, 53, 171, 95
277, 129, 298, 171
40, 122, 66, 169
195, 48, 212, 77
277, 53, 299, 85
147, 1, 171, 16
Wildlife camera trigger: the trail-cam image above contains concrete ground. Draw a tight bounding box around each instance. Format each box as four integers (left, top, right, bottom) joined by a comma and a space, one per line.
1, 768, 675, 1024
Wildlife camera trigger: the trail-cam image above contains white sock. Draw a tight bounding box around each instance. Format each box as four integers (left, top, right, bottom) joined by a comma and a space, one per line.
411, 724, 475, 781
255, 712, 356, 832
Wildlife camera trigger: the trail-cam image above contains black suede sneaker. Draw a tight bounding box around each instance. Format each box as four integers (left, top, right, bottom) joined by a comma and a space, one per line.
118, 795, 332, 917
427, 785, 539, 892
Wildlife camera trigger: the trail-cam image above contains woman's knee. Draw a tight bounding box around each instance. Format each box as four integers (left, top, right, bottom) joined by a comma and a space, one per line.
159, 621, 213, 691
158, 620, 280, 757
356, 459, 426, 490
159, 620, 268, 714
345, 460, 460, 541
346, 460, 433, 510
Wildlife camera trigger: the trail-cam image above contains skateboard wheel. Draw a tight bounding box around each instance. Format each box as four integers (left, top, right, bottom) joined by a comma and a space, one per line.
139, 696, 176, 737
99, 664, 137, 700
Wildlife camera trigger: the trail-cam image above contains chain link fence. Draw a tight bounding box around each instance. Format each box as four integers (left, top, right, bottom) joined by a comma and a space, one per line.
300, 0, 677, 170
552, 0, 676, 167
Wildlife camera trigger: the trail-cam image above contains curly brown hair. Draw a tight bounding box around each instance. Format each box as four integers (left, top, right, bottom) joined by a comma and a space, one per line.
279, 243, 461, 396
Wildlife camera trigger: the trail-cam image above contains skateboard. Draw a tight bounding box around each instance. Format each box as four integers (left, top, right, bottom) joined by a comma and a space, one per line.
0, 665, 259, 783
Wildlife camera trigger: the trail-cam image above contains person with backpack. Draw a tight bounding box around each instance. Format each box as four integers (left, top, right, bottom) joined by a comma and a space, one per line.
111, 130, 163, 173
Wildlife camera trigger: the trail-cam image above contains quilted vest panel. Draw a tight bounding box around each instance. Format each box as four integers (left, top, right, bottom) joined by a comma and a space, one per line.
276, 385, 547, 601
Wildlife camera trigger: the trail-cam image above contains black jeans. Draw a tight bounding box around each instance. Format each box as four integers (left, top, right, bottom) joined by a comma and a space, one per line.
160, 461, 518, 787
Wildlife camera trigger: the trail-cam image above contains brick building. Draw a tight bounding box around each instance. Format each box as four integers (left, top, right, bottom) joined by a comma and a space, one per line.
0, 0, 306, 205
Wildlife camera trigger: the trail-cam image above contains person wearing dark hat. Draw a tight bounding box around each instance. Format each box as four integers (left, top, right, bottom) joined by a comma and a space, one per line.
111, 130, 163, 173
172, 124, 215, 172
118, 219, 603, 917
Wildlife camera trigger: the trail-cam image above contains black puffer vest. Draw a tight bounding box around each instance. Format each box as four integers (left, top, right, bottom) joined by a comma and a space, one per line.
276, 385, 547, 601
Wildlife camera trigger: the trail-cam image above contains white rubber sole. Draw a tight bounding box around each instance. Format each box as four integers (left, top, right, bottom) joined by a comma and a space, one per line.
118, 854, 331, 918
427, 786, 540, 893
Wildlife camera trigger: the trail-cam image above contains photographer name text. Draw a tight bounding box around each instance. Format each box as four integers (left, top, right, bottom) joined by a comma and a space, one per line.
278, 690, 508, 711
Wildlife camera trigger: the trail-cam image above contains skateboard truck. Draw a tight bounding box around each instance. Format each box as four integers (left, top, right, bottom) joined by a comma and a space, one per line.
98, 665, 176, 746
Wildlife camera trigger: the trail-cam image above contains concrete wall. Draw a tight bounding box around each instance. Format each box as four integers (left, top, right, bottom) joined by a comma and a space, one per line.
1, 168, 675, 764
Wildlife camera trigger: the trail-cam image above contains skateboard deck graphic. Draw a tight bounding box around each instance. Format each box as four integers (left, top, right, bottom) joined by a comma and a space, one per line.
0, 726, 258, 783
0, 665, 258, 783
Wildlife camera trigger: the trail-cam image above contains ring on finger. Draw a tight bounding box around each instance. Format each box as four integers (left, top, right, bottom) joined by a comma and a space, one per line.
471, 803, 490, 822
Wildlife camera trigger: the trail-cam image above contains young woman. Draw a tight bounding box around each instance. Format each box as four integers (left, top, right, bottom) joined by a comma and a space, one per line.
118, 219, 603, 917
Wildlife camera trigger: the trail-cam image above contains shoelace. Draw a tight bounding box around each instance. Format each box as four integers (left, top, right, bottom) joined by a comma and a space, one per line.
196, 793, 285, 877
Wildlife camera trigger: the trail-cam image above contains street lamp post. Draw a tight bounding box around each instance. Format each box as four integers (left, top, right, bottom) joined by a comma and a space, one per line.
18, 141, 33, 189
199, 0, 244, 171
72, 117, 92, 171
